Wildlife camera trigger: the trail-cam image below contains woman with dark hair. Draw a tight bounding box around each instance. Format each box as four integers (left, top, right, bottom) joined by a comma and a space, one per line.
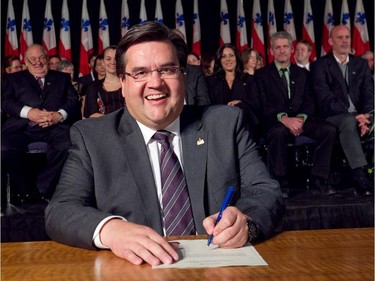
84, 46, 124, 118
206, 44, 260, 139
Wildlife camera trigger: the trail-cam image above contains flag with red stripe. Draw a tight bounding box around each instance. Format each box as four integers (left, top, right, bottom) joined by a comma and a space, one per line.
19, 0, 33, 62
352, 0, 370, 56
192, 0, 201, 55
59, 0, 71, 61
79, 0, 93, 76
175, 0, 186, 41
42, 0, 56, 56
267, 0, 276, 64
302, 0, 316, 61
5, 0, 19, 57
98, 0, 110, 54
251, 0, 265, 60
219, 0, 230, 46
321, 0, 334, 56
236, 0, 248, 52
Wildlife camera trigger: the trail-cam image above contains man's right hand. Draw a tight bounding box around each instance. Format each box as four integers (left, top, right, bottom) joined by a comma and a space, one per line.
280, 116, 304, 136
99, 219, 179, 266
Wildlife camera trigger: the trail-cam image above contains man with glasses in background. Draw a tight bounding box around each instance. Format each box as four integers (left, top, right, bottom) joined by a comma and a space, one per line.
46, 22, 284, 266
1, 44, 81, 205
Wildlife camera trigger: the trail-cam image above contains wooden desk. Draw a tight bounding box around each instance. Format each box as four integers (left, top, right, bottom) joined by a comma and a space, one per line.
2, 228, 374, 281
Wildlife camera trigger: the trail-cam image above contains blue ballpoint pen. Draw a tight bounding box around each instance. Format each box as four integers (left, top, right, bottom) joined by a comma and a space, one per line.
207, 186, 235, 247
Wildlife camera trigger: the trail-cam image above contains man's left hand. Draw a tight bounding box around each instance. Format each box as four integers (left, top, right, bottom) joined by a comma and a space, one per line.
203, 206, 249, 248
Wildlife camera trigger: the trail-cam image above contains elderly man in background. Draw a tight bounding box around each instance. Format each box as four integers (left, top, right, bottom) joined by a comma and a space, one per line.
1, 44, 81, 204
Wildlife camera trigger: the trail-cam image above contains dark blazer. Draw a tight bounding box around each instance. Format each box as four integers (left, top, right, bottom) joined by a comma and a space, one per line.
310, 53, 374, 118
45, 105, 285, 250
1, 70, 81, 134
254, 63, 314, 131
184, 65, 210, 106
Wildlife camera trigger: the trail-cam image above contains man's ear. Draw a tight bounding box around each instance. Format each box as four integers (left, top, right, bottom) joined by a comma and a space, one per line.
328, 38, 333, 47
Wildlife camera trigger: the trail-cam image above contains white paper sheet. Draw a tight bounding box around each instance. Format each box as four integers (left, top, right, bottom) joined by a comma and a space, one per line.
152, 239, 268, 269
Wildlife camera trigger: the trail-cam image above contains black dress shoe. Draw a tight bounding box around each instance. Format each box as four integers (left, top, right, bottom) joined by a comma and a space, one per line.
354, 176, 373, 197
310, 177, 336, 196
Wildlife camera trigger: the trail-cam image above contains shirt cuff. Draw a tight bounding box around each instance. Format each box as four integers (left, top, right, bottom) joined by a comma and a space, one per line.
92, 216, 126, 249
297, 113, 308, 122
20, 106, 32, 118
277, 112, 288, 122
57, 109, 68, 121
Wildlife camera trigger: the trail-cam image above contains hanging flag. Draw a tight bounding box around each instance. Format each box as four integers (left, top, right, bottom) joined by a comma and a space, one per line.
139, 0, 147, 24
19, 0, 33, 62
5, 0, 19, 57
155, 0, 164, 24
98, 0, 110, 54
251, 0, 265, 60
352, 0, 370, 56
236, 0, 248, 52
42, 0, 57, 56
59, 0, 71, 61
267, 0, 276, 63
219, 0, 230, 46
340, 0, 351, 28
79, 0, 94, 76
321, 0, 334, 56
302, 0, 316, 61
283, 0, 297, 63
192, 0, 201, 55
175, 0, 186, 41
121, 0, 130, 37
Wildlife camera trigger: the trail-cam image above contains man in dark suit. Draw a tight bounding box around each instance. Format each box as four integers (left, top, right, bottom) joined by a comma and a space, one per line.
254, 31, 337, 198
1, 44, 81, 202
45, 22, 284, 266
310, 25, 374, 196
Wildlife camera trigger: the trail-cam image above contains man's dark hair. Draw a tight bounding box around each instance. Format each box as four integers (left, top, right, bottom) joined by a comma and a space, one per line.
116, 21, 188, 78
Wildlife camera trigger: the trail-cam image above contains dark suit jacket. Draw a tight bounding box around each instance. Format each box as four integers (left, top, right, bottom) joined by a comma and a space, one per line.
1, 70, 81, 134
45, 105, 284, 250
184, 65, 210, 106
254, 63, 314, 131
310, 53, 374, 118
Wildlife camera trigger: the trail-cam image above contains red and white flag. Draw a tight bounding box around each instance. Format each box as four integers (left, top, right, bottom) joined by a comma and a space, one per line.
42, 0, 56, 57
251, 0, 265, 60
283, 0, 297, 46
352, 0, 370, 56
155, 0, 164, 24
321, 0, 334, 56
139, 0, 147, 24
79, 0, 93, 77
302, 0, 316, 61
219, 0, 230, 46
340, 0, 351, 28
59, 0, 71, 61
192, 0, 201, 55
5, 0, 19, 57
19, 0, 33, 62
121, 0, 130, 37
175, 0, 186, 41
98, 0, 110, 54
236, 0, 248, 52
267, 0, 276, 63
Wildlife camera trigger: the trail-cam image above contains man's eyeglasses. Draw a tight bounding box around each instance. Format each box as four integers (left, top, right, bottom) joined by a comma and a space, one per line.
26, 56, 47, 65
124, 66, 184, 82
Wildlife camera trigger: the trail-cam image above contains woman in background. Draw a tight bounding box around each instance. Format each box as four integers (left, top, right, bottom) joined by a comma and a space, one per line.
83, 46, 124, 118
206, 44, 260, 141
242, 48, 260, 75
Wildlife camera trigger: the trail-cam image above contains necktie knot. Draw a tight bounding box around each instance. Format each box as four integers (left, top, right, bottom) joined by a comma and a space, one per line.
280, 68, 287, 74
153, 130, 172, 143
36, 77, 44, 90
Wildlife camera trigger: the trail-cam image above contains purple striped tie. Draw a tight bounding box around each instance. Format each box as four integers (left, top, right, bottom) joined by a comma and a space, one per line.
153, 130, 196, 236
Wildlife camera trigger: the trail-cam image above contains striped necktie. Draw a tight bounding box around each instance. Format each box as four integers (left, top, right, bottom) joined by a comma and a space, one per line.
153, 130, 196, 236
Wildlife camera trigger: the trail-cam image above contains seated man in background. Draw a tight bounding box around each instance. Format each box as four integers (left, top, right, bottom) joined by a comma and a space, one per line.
310, 25, 374, 196
294, 39, 313, 71
1, 44, 81, 203
254, 31, 337, 198
45, 22, 284, 266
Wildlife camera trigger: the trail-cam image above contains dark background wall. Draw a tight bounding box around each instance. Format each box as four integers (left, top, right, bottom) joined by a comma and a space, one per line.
2, 0, 374, 77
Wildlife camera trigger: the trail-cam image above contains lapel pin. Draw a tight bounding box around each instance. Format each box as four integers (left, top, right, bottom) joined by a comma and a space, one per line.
291, 81, 295, 84
197, 138, 205, 145
352, 71, 356, 75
